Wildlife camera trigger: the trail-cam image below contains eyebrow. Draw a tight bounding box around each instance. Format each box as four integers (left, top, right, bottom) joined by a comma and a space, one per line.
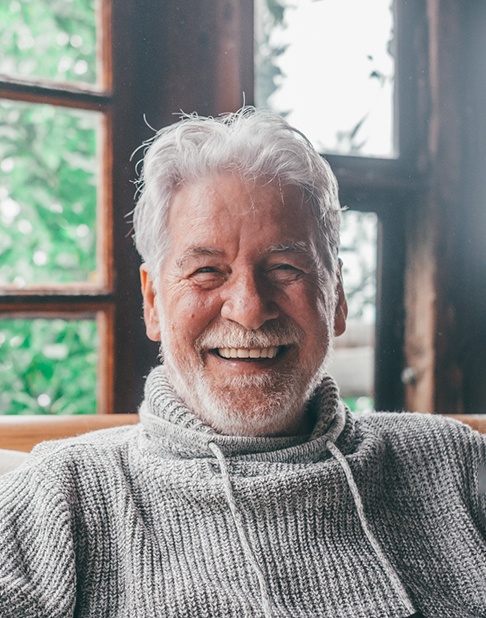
265, 241, 324, 270
175, 246, 224, 269
265, 241, 312, 255
175, 241, 316, 269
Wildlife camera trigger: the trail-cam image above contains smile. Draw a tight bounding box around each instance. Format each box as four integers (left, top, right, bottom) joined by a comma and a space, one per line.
215, 346, 281, 360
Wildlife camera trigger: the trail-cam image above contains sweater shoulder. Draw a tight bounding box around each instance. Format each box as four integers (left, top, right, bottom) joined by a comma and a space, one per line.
354, 411, 486, 465
0, 429, 132, 617
0, 425, 143, 531
18, 423, 142, 475
357, 410, 481, 438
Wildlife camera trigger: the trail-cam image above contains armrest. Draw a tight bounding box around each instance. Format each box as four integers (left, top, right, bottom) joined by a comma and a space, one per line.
0, 414, 139, 452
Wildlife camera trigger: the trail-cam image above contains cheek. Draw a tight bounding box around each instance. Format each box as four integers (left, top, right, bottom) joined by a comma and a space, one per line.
286, 283, 328, 320
167, 290, 223, 339
286, 288, 333, 344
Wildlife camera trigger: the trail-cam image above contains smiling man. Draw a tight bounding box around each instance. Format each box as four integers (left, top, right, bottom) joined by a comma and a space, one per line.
140, 173, 345, 437
135, 109, 347, 441
0, 108, 485, 618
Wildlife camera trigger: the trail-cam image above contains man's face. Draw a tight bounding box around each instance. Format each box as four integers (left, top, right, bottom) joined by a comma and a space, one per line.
141, 174, 346, 436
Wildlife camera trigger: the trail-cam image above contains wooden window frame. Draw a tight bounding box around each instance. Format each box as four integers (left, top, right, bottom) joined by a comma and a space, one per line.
0, 0, 437, 415
3, 0, 485, 418
0, 1, 117, 413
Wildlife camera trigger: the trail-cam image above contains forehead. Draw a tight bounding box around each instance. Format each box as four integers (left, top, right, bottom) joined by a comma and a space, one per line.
166, 174, 319, 255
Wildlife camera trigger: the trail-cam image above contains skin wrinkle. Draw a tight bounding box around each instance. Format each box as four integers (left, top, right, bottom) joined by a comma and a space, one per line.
175, 247, 225, 271
134, 108, 342, 287
141, 173, 346, 437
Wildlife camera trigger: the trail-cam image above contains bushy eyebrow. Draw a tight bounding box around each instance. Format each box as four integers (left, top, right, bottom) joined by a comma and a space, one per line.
175, 241, 318, 269
265, 241, 325, 272
175, 246, 224, 269
265, 241, 312, 256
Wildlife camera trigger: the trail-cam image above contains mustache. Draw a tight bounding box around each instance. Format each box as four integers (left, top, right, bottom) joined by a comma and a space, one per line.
195, 319, 305, 350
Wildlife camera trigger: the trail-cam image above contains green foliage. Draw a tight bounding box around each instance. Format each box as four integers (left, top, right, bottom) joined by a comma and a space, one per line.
0, 100, 99, 286
0, 0, 97, 84
0, 318, 98, 414
0, 0, 100, 287
343, 396, 374, 413
0, 0, 100, 414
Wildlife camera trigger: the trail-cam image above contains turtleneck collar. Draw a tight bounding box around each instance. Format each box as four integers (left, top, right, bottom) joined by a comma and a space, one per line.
138, 366, 419, 616
139, 365, 352, 463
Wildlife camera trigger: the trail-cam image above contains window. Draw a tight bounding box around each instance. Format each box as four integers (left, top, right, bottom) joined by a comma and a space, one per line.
0, 0, 406, 415
254, 0, 402, 410
0, 0, 114, 415
254, 0, 395, 158
3, 0, 484, 417
330, 211, 377, 412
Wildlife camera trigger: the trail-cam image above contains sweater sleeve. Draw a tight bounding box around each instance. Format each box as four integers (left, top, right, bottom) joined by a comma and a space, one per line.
424, 416, 486, 538
477, 447, 486, 533
0, 461, 77, 618
454, 420, 486, 534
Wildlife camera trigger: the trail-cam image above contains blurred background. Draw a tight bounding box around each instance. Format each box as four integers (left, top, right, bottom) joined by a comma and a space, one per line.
1, 0, 485, 417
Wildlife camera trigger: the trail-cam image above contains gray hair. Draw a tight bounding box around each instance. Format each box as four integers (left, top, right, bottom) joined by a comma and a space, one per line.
133, 107, 341, 280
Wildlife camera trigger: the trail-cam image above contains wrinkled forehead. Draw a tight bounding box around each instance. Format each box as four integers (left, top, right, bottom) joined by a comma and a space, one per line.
167, 173, 319, 241
170, 172, 321, 226
153, 172, 336, 282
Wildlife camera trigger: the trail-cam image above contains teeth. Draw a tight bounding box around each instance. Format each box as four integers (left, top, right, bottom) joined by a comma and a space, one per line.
217, 347, 279, 359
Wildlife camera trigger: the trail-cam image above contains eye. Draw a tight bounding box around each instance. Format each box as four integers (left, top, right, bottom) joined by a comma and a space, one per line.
274, 264, 298, 271
268, 263, 304, 282
194, 266, 218, 274
189, 266, 226, 289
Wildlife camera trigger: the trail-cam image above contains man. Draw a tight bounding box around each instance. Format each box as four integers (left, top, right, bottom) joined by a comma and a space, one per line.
0, 108, 485, 617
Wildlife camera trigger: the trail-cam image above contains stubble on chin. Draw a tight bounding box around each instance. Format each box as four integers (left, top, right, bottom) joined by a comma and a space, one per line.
161, 335, 332, 437
156, 297, 334, 436
194, 364, 328, 436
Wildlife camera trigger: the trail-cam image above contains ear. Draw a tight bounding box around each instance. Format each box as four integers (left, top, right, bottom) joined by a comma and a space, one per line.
333, 259, 348, 337
140, 265, 161, 342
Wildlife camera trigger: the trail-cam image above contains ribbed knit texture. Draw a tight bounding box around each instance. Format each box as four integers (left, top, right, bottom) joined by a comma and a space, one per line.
0, 365, 485, 617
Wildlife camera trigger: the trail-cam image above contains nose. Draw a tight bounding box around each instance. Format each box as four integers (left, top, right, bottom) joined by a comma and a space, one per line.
220, 270, 279, 330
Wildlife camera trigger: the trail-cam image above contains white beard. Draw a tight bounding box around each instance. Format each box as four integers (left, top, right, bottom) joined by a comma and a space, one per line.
167, 350, 328, 436
157, 308, 334, 436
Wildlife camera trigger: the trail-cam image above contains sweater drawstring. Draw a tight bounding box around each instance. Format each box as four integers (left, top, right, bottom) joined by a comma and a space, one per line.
209, 438, 418, 618
208, 442, 274, 618
326, 439, 417, 616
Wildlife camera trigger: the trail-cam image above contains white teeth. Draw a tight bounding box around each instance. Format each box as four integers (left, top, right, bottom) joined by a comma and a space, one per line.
217, 347, 279, 359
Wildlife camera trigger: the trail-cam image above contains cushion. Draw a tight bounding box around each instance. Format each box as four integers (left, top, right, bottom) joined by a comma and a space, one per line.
0, 449, 29, 476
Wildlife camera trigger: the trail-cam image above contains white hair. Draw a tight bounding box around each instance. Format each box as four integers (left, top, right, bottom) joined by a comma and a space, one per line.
133, 107, 341, 281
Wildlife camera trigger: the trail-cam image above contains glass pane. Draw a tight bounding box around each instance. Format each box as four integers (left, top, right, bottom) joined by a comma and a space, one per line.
255, 0, 395, 157
0, 317, 98, 414
0, 99, 101, 288
0, 0, 99, 86
327, 211, 377, 411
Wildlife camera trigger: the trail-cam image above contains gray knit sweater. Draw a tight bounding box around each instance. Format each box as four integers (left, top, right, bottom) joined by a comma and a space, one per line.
1, 366, 485, 617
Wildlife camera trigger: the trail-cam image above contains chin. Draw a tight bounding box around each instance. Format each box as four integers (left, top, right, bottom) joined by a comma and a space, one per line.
199, 395, 305, 437
169, 362, 327, 437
